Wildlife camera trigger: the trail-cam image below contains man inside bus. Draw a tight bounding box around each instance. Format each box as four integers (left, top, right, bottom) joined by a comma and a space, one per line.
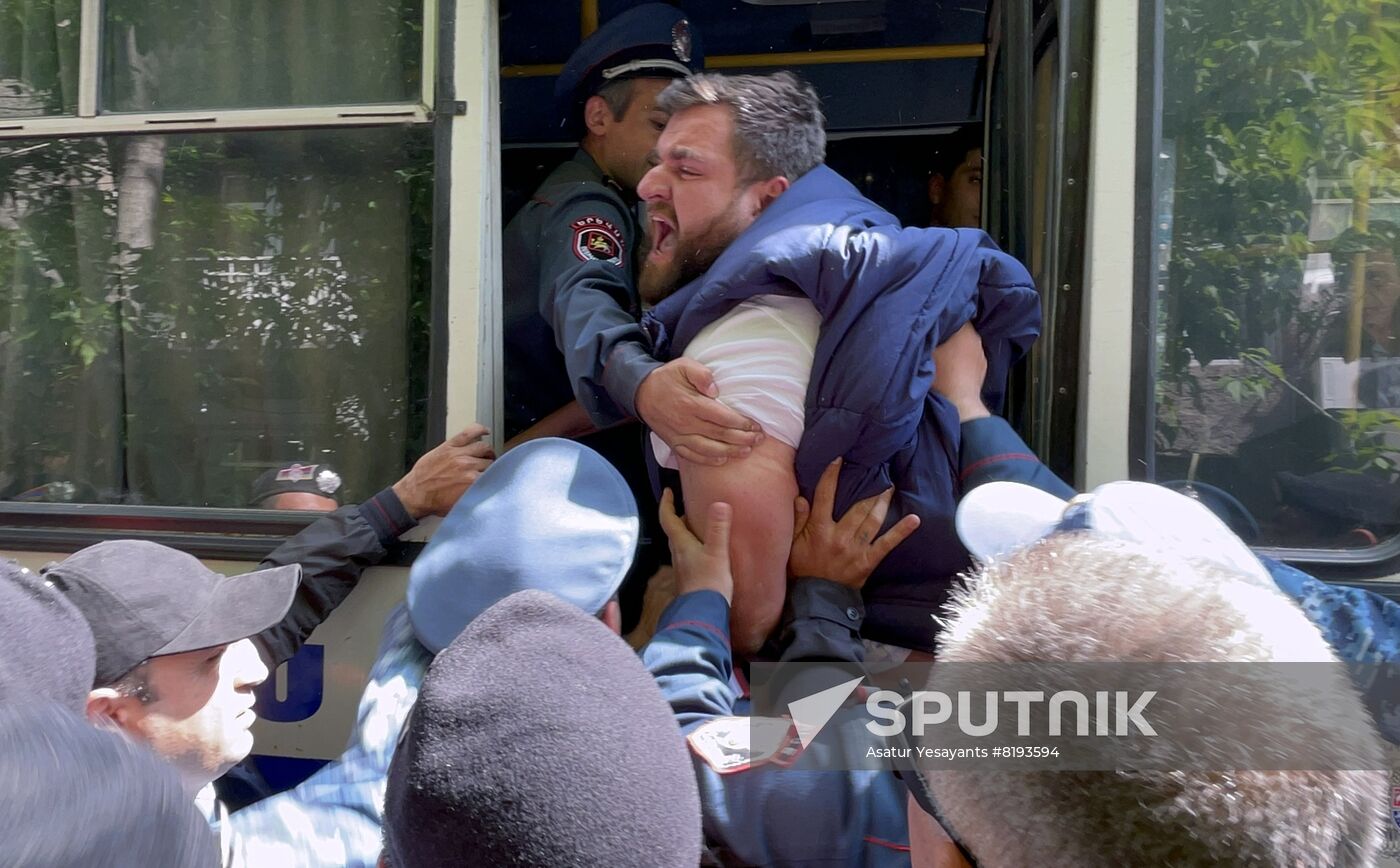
248, 460, 344, 512
622, 71, 1043, 656
39, 425, 493, 866
926, 127, 983, 229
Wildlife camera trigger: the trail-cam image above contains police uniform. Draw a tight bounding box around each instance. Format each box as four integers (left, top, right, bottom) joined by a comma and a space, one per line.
501, 3, 702, 435
502, 4, 702, 630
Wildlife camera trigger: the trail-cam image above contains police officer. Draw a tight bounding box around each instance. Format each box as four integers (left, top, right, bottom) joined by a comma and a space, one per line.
248, 461, 343, 511
502, 3, 702, 440
502, 4, 705, 630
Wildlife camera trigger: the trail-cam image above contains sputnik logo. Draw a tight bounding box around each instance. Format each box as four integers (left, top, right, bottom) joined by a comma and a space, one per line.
787, 676, 865, 748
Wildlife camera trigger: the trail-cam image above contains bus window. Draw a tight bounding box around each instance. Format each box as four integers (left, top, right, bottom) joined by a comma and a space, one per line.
1140, 0, 1400, 557
0, 2, 434, 518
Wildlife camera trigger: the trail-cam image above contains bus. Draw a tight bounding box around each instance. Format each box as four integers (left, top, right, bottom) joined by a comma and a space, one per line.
2, 0, 1397, 856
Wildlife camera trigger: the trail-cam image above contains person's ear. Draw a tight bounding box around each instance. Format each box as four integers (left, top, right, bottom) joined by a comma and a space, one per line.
600, 599, 624, 635
754, 175, 790, 213
86, 687, 139, 731
583, 94, 611, 138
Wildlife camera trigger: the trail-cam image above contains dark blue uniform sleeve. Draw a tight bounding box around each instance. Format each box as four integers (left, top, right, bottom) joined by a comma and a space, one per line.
254, 487, 416, 666
958, 416, 1074, 498
778, 579, 866, 665
536, 189, 658, 426
641, 590, 740, 726
642, 585, 911, 867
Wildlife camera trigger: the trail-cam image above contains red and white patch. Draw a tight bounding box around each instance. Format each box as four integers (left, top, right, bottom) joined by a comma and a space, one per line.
687, 716, 803, 774
571, 215, 624, 267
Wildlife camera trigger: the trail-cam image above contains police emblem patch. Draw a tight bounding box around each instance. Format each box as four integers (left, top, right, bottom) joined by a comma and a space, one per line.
571, 216, 624, 267
687, 716, 802, 774
672, 19, 692, 63
316, 468, 342, 495
1391, 785, 1400, 833
276, 463, 316, 483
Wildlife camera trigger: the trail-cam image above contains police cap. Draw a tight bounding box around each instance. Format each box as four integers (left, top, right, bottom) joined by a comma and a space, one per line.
554, 3, 703, 137
249, 461, 343, 507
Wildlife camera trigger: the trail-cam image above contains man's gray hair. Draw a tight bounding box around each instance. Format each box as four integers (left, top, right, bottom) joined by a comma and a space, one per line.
657, 71, 825, 182
919, 533, 1386, 867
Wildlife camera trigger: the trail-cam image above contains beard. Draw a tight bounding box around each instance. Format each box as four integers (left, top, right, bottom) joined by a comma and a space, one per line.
638, 199, 749, 307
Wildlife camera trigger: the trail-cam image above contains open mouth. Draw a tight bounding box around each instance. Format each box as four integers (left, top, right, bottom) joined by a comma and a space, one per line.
649, 214, 677, 260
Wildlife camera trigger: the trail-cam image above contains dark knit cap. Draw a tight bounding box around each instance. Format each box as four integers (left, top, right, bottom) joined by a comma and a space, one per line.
0, 703, 219, 868
0, 559, 96, 712
383, 589, 702, 868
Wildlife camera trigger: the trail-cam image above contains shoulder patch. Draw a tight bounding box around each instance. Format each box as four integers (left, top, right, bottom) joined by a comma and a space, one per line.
571, 215, 624, 267
687, 716, 801, 774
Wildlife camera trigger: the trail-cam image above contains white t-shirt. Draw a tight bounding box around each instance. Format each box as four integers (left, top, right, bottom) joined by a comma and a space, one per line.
652, 294, 822, 468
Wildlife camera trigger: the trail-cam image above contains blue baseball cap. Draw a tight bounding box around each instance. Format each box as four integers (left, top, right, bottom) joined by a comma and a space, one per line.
955, 480, 1275, 588
406, 438, 640, 653
554, 3, 704, 137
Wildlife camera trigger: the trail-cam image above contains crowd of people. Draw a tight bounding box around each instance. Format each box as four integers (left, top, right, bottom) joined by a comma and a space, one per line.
4, 4, 1400, 866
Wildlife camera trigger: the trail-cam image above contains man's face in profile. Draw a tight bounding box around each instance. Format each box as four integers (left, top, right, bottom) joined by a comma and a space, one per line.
591, 77, 673, 193
635, 104, 765, 305
929, 147, 982, 229
101, 638, 270, 787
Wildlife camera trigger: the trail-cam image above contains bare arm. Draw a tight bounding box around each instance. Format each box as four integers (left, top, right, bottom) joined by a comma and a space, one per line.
504, 401, 598, 451
678, 435, 797, 655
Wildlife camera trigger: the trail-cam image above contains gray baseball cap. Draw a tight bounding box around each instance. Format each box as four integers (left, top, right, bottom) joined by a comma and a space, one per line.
44, 540, 300, 685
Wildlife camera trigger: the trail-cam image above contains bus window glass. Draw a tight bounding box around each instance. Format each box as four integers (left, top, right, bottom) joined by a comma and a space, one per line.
101, 0, 424, 112
0, 0, 79, 117
0, 127, 431, 507
1149, 0, 1400, 551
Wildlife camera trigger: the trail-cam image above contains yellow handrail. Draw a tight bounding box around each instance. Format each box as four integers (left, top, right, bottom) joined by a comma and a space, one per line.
581, 0, 598, 38
500, 42, 986, 78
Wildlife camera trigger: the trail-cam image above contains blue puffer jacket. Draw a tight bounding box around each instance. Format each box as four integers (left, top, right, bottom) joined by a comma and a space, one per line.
642, 165, 1042, 651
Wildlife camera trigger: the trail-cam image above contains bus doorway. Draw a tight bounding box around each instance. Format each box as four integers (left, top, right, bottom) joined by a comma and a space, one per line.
496, 0, 1091, 485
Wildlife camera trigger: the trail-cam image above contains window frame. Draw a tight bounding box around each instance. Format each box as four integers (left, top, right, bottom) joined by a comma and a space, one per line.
0, 0, 468, 558
2, 0, 436, 135
1130, 0, 1400, 580
1017, 0, 1093, 482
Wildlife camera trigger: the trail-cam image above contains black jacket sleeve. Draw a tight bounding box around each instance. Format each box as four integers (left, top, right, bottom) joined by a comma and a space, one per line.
254, 488, 417, 666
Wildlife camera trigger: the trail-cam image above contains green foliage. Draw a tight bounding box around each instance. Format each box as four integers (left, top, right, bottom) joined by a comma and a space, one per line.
1326, 408, 1400, 474
1220, 347, 1284, 403
1, 128, 434, 505
1160, 0, 1400, 378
